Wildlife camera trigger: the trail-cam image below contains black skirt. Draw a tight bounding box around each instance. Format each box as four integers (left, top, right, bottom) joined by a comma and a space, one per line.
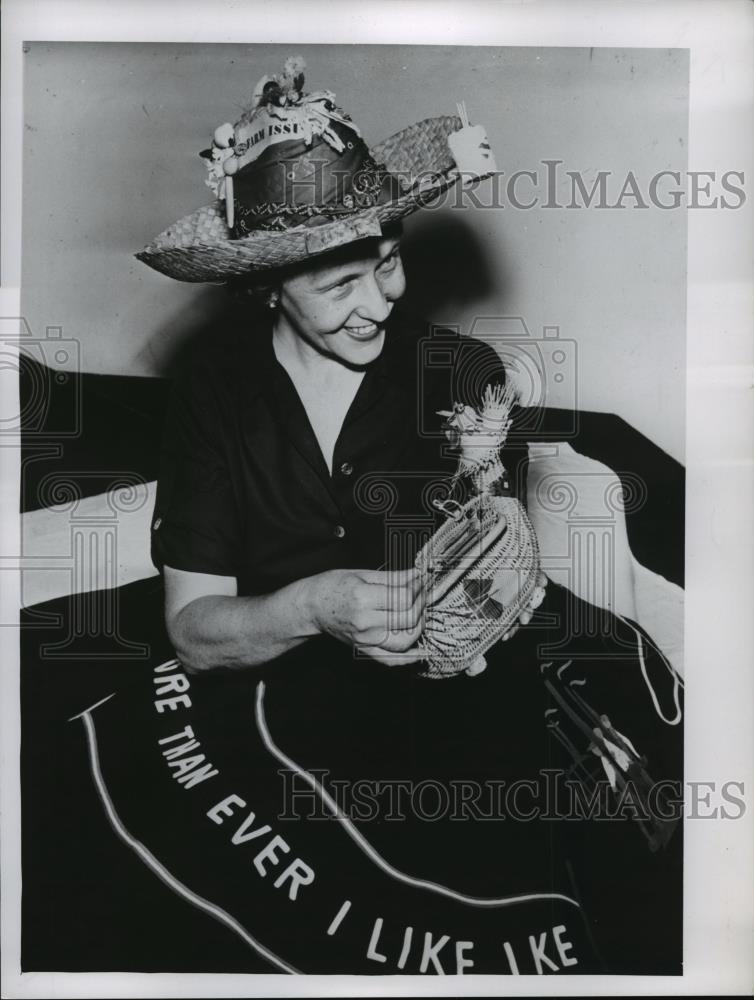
21, 576, 682, 975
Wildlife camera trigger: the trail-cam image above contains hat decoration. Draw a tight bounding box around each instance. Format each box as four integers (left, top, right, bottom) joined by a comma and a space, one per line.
136, 56, 499, 281
200, 56, 376, 231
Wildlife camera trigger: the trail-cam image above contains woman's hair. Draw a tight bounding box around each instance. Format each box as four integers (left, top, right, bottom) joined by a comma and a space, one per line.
225, 263, 294, 308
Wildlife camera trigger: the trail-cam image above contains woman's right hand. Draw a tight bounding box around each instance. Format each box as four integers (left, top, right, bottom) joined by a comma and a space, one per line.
305, 567, 426, 666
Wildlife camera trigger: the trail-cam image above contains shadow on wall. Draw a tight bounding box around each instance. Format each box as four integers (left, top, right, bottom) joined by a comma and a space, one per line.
134, 213, 507, 375
131, 285, 233, 377
400, 212, 506, 322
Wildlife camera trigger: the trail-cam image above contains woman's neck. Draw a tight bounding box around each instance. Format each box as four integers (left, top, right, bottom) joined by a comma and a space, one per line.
271, 315, 366, 475
272, 315, 344, 378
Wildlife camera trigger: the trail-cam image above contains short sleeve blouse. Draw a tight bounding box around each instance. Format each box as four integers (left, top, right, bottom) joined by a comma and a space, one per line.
150, 304, 528, 597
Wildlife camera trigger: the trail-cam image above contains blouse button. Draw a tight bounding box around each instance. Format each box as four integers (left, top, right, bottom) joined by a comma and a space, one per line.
339, 461, 354, 477
333, 524, 346, 539
153, 517, 162, 530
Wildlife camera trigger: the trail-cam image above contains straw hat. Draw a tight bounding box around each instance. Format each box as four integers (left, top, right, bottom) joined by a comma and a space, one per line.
135, 56, 497, 283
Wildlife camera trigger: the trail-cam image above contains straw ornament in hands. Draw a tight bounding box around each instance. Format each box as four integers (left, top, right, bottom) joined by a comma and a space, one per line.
414, 381, 547, 679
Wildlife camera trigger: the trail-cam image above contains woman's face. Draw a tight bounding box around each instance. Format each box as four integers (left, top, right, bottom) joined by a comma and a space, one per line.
275, 233, 406, 367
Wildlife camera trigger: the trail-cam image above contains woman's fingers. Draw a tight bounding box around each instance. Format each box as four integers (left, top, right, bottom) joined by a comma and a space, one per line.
353, 600, 425, 646
360, 568, 426, 613
359, 616, 424, 652
358, 566, 420, 586
346, 569, 427, 661
325, 567, 426, 647
375, 587, 425, 632
356, 643, 426, 667
359, 566, 422, 596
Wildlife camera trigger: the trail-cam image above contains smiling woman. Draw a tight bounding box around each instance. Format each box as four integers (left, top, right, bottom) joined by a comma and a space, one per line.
142, 54, 493, 676
23, 51, 684, 976
271, 229, 405, 470
158, 221, 430, 675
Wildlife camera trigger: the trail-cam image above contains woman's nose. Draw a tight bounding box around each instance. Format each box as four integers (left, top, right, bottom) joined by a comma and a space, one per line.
354, 274, 392, 324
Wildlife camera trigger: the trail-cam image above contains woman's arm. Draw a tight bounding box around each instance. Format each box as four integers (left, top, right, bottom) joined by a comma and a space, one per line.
165, 564, 425, 673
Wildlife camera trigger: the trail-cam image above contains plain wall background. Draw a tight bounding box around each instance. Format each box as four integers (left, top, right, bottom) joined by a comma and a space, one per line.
21, 43, 688, 461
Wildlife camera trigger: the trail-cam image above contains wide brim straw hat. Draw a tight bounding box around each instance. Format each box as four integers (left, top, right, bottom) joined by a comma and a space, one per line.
135, 56, 497, 283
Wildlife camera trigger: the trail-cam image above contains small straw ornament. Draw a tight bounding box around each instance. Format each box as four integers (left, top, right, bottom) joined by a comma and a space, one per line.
438, 382, 517, 494
414, 382, 547, 678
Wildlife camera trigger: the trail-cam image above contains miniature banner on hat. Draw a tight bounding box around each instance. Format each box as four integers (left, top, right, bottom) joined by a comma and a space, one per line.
204, 94, 364, 201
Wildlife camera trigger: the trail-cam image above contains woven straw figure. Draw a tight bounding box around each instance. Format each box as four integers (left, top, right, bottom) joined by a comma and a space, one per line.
415, 384, 547, 678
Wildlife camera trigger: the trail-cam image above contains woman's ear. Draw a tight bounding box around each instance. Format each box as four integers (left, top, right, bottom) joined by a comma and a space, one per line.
225, 272, 282, 309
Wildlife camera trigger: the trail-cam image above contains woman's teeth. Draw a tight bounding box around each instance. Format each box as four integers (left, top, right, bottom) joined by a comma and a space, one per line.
345, 322, 379, 337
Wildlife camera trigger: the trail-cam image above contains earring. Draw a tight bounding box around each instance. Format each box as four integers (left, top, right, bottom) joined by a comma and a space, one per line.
267, 292, 279, 309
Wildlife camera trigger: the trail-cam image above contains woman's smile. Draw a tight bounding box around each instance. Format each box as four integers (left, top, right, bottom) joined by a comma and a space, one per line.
343, 320, 382, 340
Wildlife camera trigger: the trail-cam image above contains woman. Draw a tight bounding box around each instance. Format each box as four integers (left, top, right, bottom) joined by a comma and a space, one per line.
159, 224, 431, 674
135, 56, 683, 975
143, 55, 517, 674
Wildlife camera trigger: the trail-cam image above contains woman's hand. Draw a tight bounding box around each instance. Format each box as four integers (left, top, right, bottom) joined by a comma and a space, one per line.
305, 567, 426, 666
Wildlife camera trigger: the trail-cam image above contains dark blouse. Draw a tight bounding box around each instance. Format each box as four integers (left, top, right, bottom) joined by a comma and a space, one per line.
147, 303, 682, 973
150, 304, 528, 595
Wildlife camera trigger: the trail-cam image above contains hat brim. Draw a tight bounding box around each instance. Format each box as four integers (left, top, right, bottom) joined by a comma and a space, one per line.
135, 115, 480, 283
